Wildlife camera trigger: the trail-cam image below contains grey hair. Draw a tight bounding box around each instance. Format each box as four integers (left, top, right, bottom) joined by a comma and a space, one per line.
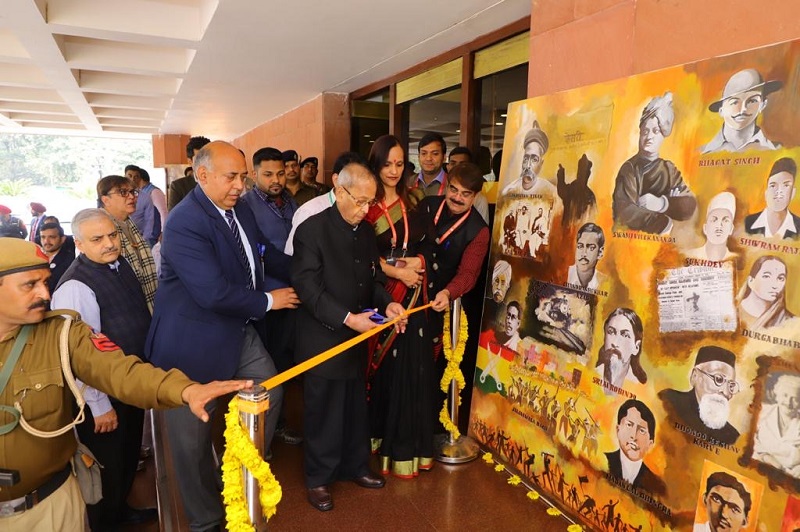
72, 208, 114, 241
336, 162, 375, 189
192, 144, 215, 175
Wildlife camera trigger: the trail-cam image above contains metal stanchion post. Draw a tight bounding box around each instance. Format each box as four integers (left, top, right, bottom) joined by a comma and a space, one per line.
238, 385, 270, 531
435, 297, 480, 463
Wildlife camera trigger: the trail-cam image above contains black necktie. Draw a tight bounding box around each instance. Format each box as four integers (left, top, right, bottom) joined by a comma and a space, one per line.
224, 209, 254, 289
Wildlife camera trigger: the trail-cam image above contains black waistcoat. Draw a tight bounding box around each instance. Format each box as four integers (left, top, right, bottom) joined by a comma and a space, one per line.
57, 254, 151, 357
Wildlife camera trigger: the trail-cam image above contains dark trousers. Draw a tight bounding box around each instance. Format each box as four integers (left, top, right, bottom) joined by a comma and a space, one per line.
262, 308, 296, 373
77, 401, 144, 531
303, 373, 370, 489
164, 325, 283, 532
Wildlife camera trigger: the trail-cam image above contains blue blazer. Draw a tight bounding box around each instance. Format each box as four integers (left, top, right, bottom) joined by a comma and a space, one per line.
145, 185, 289, 383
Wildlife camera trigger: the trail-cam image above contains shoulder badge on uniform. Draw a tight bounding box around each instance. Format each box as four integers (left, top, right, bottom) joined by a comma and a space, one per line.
90, 332, 119, 352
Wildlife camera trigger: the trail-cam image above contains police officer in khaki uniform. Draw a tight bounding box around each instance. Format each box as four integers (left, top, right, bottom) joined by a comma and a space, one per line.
0, 237, 253, 531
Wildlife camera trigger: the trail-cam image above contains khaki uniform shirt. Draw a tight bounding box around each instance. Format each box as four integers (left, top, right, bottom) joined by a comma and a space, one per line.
0, 310, 193, 501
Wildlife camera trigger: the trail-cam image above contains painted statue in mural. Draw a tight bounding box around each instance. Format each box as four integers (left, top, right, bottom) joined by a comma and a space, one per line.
594, 308, 647, 391
566, 222, 606, 292
684, 191, 738, 262
744, 157, 800, 239
612, 92, 697, 234
737, 254, 794, 330
659, 346, 741, 445
501, 121, 555, 197
693, 471, 753, 532
752, 372, 800, 478
605, 399, 666, 495
701, 68, 783, 154
557, 153, 597, 228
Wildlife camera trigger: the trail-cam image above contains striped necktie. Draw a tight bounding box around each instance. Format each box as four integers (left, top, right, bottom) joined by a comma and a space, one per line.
224, 209, 254, 289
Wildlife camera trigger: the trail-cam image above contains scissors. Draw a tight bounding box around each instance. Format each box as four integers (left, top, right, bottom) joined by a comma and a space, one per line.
362, 309, 390, 324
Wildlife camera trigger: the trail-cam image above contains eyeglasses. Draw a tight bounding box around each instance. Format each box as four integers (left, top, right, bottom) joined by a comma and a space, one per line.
106, 188, 139, 198
447, 184, 475, 199
341, 186, 376, 208
695, 368, 740, 395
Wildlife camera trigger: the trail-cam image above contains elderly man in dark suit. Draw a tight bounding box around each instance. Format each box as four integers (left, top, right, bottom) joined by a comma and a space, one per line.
146, 141, 299, 532
292, 162, 406, 512
605, 399, 666, 495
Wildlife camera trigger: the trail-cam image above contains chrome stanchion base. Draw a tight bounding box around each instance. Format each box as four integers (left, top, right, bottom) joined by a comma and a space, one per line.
434, 433, 480, 464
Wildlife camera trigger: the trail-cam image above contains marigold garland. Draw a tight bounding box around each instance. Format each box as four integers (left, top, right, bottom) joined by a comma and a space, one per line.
484, 451, 579, 530
439, 305, 468, 439
222, 397, 282, 531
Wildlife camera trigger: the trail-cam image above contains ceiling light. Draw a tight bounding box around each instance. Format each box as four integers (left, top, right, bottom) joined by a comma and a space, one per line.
495, 122, 503, 126
456, 129, 461, 133
364, 134, 370, 138
500, 113, 507, 117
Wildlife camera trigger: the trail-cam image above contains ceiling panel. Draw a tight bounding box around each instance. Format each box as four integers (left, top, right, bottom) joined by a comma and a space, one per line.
0, 0, 529, 138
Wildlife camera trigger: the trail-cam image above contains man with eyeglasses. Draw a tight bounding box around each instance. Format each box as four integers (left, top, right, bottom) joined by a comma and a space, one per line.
419, 162, 489, 429
659, 345, 741, 445
97, 175, 158, 313
753, 373, 800, 477
693, 471, 752, 532
292, 162, 406, 511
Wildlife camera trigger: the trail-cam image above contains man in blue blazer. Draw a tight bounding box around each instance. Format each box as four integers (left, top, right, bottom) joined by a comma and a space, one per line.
146, 141, 299, 532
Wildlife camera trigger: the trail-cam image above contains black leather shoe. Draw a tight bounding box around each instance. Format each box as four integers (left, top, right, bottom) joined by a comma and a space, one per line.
307, 486, 333, 511
352, 471, 385, 489
118, 506, 158, 525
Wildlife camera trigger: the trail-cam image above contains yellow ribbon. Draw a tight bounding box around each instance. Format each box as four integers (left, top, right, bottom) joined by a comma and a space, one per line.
261, 303, 433, 391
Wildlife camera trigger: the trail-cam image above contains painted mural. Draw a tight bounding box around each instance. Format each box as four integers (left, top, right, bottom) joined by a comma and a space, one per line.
469, 39, 800, 531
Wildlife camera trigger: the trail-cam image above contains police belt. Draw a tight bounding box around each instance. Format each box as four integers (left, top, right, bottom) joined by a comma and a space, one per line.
0, 463, 71, 518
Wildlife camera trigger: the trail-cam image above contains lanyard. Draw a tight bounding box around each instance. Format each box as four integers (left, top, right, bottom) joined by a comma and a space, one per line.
414, 172, 446, 195
380, 199, 408, 258
434, 199, 470, 245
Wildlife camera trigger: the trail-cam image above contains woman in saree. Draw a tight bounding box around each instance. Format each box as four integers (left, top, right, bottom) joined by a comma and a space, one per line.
365, 134, 437, 478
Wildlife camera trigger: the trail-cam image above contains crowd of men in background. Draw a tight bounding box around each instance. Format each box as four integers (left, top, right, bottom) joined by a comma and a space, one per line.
0, 133, 491, 530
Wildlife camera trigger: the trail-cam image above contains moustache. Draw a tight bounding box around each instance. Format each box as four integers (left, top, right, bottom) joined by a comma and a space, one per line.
578, 257, 590, 264
732, 112, 752, 120
605, 348, 622, 360
29, 299, 49, 310
102, 247, 119, 254
449, 198, 465, 207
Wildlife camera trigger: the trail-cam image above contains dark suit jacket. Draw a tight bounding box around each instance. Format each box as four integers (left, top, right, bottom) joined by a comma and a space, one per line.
167, 176, 197, 211
658, 388, 740, 445
744, 210, 800, 239
291, 206, 392, 380
145, 185, 290, 383
605, 450, 666, 495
